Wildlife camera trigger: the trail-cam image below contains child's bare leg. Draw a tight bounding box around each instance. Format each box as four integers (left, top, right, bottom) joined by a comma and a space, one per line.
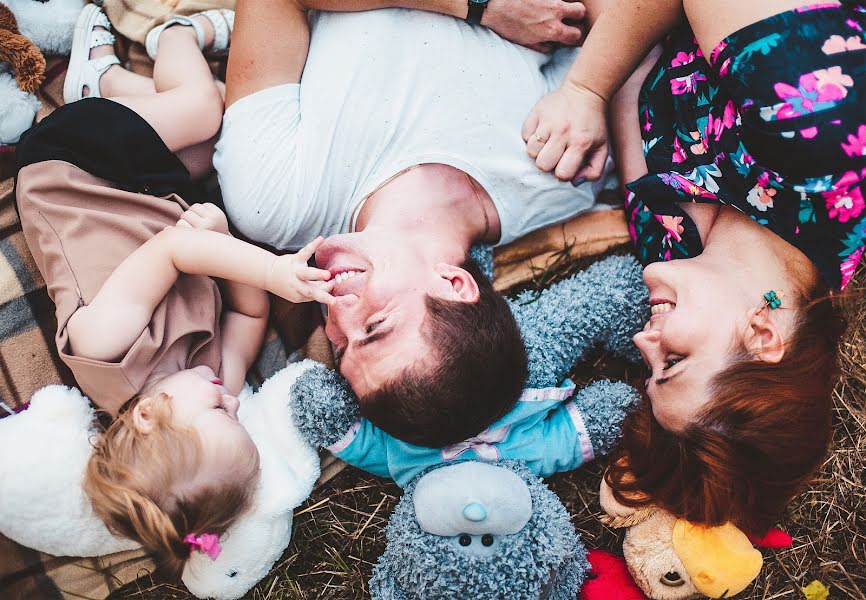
109, 18, 223, 153
85, 27, 155, 97
685, 0, 838, 57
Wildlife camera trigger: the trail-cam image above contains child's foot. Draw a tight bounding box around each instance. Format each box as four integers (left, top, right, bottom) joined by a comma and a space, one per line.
145, 9, 234, 61
63, 5, 121, 103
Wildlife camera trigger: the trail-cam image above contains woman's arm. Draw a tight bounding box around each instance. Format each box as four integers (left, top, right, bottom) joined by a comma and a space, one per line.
522, 0, 682, 181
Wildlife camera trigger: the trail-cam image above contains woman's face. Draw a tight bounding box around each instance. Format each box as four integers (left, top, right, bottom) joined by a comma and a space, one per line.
632, 256, 755, 432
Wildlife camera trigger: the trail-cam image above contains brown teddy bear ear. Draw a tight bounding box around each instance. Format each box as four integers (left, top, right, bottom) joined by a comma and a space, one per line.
0, 4, 21, 35
0, 4, 47, 94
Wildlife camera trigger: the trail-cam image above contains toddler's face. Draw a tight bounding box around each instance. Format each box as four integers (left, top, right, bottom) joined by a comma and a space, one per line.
156, 367, 260, 492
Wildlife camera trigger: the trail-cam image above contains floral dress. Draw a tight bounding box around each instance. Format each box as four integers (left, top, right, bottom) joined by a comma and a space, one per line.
626, 2, 866, 289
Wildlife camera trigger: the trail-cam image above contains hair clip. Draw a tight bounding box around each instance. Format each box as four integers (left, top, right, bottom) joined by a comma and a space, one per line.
763, 290, 783, 310
184, 533, 222, 560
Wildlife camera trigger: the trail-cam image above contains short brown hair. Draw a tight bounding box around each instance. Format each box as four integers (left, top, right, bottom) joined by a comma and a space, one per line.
84, 393, 255, 580
360, 257, 528, 447
607, 289, 845, 535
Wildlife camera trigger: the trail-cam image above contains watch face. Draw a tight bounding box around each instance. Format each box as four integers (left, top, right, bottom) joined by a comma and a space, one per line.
469, 0, 487, 5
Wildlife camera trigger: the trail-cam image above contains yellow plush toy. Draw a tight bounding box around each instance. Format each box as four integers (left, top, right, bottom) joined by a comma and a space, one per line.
581, 476, 792, 600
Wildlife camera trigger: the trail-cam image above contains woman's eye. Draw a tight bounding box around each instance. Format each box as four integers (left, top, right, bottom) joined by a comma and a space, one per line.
664, 357, 682, 370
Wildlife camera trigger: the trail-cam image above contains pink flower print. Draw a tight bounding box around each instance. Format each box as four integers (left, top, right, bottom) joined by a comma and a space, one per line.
643, 106, 652, 132
657, 214, 684, 243
688, 131, 707, 155
801, 126, 819, 139
824, 184, 865, 223
822, 34, 866, 54
706, 101, 737, 142
672, 51, 696, 67
746, 184, 776, 212
672, 137, 687, 163
813, 67, 854, 102
670, 72, 706, 95
841, 124, 866, 158
841, 246, 865, 289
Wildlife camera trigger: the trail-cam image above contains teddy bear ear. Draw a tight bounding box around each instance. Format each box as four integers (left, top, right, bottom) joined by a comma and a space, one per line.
598, 472, 657, 528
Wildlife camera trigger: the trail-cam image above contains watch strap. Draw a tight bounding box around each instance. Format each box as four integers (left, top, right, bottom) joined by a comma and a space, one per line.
465, 0, 487, 25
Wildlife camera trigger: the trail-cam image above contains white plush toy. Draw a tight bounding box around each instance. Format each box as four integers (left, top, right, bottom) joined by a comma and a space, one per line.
2, 0, 84, 56
0, 360, 322, 600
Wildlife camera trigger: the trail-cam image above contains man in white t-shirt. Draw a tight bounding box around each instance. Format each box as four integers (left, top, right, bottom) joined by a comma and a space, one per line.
217, 0, 605, 448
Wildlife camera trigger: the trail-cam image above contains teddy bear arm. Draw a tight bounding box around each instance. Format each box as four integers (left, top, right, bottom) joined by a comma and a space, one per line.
289, 364, 360, 448
509, 255, 647, 388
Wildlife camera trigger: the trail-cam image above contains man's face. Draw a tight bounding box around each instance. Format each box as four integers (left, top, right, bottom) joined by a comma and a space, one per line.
316, 230, 468, 396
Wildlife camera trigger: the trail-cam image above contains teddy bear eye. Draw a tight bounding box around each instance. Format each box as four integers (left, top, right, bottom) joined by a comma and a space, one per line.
458, 533, 472, 546
660, 571, 685, 587
481, 534, 494, 547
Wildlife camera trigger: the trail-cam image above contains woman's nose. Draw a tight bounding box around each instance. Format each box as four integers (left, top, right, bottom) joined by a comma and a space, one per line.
633, 329, 662, 368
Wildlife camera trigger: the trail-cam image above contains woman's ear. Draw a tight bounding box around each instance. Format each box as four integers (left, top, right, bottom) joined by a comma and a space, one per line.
744, 308, 786, 364
131, 397, 156, 434
435, 263, 480, 303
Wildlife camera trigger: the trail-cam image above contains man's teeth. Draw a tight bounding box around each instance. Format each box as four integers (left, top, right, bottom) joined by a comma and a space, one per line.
651, 302, 675, 315
334, 270, 361, 284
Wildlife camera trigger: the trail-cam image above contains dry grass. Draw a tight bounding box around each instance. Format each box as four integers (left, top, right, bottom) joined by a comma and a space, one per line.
112, 259, 866, 600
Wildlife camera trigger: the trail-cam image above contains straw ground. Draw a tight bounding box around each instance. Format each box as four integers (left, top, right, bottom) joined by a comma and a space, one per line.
113, 256, 866, 600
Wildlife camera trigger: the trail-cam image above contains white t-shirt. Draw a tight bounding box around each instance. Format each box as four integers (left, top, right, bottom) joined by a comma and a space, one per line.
215, 8, 615, 250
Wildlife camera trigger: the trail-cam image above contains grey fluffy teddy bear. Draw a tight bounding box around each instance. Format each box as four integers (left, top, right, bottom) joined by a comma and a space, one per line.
289, 252, 648, 599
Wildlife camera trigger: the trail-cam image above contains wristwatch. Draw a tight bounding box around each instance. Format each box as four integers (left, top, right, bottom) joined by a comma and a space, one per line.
465, 0, 489, 26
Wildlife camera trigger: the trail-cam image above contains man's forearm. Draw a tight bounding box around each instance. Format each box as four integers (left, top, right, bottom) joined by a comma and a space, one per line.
296, 0, 466, 19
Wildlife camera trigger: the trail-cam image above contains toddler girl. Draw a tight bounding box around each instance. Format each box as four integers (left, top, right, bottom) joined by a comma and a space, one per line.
16, 5, 332, 577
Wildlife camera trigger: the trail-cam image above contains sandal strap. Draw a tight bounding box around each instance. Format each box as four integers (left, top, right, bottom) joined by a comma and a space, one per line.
145, 15, 206, 61
90, 54, 120, 75
198, 9, 234, 56
89, 29, 116, 49
93, 9, 112, 30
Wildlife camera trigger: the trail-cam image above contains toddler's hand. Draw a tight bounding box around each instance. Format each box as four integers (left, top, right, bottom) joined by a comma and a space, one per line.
176, 203, 230, 236
266, 237, 334, 305
522, 83, 609, 182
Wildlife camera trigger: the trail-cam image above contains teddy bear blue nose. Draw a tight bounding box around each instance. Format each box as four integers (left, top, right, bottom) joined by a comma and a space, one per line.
463, 502, 487, 522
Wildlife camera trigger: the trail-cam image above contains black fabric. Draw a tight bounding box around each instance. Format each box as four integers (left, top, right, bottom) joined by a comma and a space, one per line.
16, 98, 192, 199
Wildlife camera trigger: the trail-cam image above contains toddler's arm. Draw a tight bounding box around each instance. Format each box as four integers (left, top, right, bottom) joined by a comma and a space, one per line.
65, 226, 333, 371
523, 0, 683, 181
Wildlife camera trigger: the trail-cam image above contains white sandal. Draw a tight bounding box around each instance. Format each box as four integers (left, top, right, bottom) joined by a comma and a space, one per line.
63, 4, 120, 104
144, 9, 234, 62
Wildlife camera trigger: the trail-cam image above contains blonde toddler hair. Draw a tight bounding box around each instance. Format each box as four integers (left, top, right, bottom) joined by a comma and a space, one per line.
84, 393, 254, 579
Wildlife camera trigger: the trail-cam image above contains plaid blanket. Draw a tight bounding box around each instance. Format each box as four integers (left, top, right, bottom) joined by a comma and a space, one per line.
0, 34, 631, 600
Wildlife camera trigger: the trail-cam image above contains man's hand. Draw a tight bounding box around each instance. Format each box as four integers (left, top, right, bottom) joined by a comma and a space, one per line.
176, 203, 231, 236
266, 237, 335, 305
522, 82, 609, 181
482, 0, 586, 52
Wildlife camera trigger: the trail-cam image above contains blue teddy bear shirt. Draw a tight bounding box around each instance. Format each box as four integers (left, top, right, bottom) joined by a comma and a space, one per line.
327, 381, 594, 488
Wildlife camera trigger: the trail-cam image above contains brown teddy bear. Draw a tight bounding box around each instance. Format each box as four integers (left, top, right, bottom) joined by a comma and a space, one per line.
0, 2, 45, 144
0, 2, 45, 93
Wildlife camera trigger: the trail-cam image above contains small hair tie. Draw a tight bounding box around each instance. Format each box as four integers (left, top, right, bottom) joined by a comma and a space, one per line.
184, 533, 222, 561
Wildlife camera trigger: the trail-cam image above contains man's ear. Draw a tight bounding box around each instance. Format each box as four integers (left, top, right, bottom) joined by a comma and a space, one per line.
435, 263, 480, 303
131, 397, 156, 434
744, 308, 786, 364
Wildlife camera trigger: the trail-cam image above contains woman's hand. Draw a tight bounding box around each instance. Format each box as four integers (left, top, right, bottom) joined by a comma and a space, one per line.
176, 203, 231, 236
522, 83, 609, 182
482, 0, 586, 52
266, 237, 335, 305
